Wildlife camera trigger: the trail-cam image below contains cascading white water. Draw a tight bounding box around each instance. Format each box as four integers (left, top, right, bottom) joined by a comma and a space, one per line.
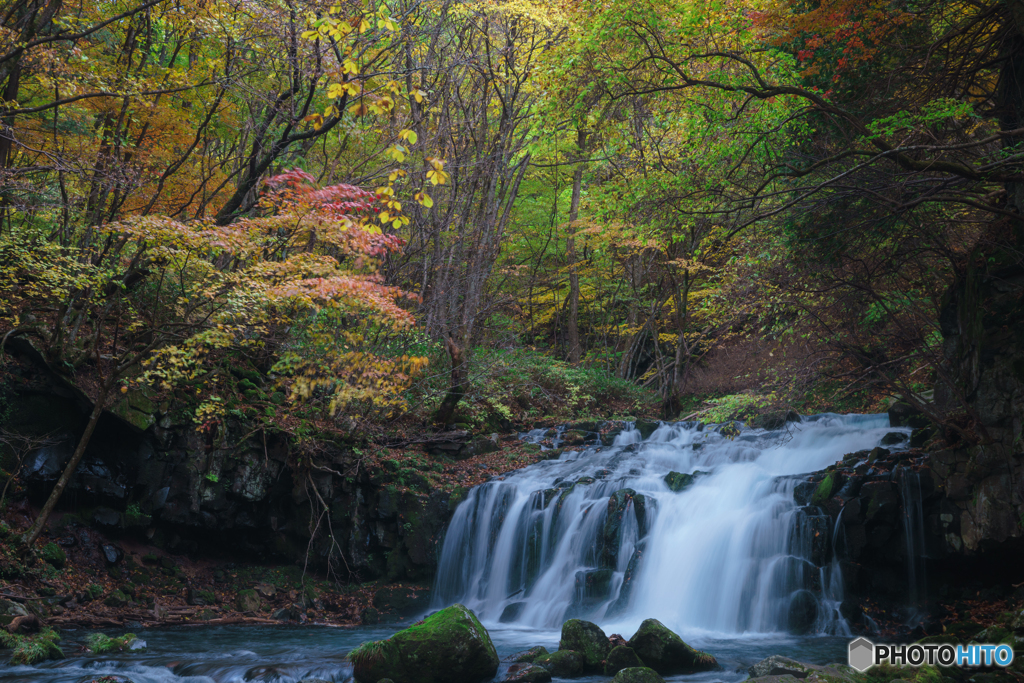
433, 413, 907, 636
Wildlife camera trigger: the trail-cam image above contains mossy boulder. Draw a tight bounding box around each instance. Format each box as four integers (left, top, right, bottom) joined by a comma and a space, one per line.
606, 646, 644, 675
559, 619, 609, 671
40, 543, 66, 568
612, 667, 665, 683
349, 603, 498, 683
236, 589, 261, 612
503, 663, 552, 683
103, 590, 129, 608
663, 471, 708, 493
627, 619, 717, 675
533, 650, 584, 678
511, 646, 549, 663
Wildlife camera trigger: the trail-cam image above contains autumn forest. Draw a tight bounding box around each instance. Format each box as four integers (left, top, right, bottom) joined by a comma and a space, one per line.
1, 0, 1024, 676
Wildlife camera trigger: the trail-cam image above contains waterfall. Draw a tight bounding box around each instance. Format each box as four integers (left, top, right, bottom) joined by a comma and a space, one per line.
898, 467, 928, 622
433, 414, 904, 635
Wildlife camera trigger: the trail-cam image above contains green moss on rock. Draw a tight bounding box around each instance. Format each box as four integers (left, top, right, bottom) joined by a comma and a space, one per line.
811, 475, 834, 507
350, 603, 498, 683
104, 591, 129, 607
533, 650, 584, 678
236, 589, 261, 612
627, 618, 717, 675
606, 646, 644, 675
40, 543, 66, 568
558, 619, 609, 672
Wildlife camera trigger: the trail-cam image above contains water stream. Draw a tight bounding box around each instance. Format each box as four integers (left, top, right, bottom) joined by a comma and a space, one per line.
434, 414, 908, 639
0, 624, 853, 683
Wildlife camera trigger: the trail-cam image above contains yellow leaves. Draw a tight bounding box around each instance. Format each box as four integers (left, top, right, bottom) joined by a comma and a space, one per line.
414, 191, 434, 208
411, 88, 428, 104
426, 157, 449, 185
342, 58, 360, 76
348, 102, 370, 117
388, 169, 408, 182
399, 128, 418, 144
387, 144, 408, 162
368, 96, 395, 115
303, 113, 325, 127
378, 15, 400, 32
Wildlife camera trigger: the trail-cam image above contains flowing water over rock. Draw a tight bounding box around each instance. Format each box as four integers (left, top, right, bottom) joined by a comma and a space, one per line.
434, 414, 910, 637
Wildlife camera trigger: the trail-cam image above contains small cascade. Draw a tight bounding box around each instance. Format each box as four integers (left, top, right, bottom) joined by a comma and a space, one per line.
433, 414, 910, 635
898, 467, 928, 622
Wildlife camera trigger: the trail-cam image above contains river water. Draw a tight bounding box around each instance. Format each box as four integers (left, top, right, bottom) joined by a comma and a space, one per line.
0, 624, 850, 682
1, 414, 903, 682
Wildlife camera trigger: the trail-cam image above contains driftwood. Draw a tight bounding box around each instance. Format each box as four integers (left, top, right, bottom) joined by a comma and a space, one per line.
7, 614, 41, 633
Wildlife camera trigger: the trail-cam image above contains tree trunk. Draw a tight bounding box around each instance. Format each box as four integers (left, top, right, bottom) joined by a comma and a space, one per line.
22, 382, 111, 546
566, 130, 587, 364
433, 337, 467, 426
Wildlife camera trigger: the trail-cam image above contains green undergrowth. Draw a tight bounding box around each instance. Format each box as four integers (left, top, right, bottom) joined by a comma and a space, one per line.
407, 347, 659, 429
86, 632, 145, 654
1, 627, 63, 664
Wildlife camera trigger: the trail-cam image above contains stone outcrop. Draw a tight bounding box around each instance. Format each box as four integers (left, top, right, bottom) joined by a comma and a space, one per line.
1, 344, 455, 591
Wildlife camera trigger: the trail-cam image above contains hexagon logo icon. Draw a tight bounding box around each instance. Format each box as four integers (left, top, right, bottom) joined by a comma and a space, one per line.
849, 637, 875, 672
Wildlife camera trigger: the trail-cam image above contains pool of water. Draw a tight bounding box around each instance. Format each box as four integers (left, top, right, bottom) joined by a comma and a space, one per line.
0, 623, 851, 682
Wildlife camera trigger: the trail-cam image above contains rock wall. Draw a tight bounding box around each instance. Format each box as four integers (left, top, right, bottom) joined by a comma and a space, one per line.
799, 431, 1024, 632
1, 344, 454, 589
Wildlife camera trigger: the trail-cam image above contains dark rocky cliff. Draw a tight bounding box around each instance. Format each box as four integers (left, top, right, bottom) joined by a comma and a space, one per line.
1, 342, 455, 590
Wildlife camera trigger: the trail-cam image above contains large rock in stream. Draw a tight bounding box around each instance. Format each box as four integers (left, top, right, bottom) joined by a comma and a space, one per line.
627, 618, 718, 675
558, 618, 609, 672
349, 603, 498, 683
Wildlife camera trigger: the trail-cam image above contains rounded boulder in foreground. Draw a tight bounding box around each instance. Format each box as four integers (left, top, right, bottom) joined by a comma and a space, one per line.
626, 619, 718, 675
349, 603, 498, 683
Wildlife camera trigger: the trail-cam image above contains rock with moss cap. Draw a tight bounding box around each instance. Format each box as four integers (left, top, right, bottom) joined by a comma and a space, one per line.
533, 650, 584, 678
626, 619, 717, 675
349, 603, 498, 683
236, 589, 261, 612
558, 618, 609, 671
606, 645, 645, 675
612, 667, 665, 683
